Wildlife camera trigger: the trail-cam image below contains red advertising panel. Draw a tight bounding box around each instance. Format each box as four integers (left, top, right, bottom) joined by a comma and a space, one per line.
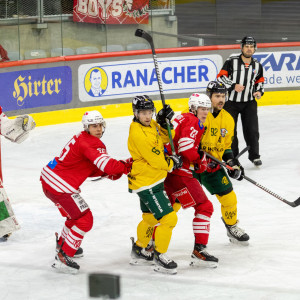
73, 0, 149, 24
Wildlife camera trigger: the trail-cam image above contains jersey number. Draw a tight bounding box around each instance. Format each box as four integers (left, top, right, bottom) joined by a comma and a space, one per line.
211, 128, 218, 136
190, 127, 198, 138
152, 147, 160, 155
58, 138, 76, 161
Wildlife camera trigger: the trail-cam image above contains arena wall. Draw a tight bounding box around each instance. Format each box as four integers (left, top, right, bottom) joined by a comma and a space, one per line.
1, 42, 299, 126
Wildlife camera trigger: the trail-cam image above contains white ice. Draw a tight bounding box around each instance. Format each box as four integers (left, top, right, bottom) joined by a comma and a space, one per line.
1, 105, 300, 300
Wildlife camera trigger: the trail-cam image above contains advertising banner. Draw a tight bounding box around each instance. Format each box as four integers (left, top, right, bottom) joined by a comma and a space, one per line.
0, 66, 72, 111
253, 51, 300, 88
78, 55, 223, 101
73, 0, 149, 24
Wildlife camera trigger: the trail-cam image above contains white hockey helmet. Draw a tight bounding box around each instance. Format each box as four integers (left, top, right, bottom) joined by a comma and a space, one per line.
188, 93, 211, 114
82, 110, 106, 132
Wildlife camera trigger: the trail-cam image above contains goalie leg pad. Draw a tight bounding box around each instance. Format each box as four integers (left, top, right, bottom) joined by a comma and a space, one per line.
0, 185, 20, 236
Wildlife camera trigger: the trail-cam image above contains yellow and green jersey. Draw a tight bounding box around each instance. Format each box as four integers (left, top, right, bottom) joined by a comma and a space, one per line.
127, 119, 174, 192
201, 109, 235, 161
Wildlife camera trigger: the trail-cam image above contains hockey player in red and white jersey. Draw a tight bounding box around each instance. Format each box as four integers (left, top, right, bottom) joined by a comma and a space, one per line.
0, 107, 36, 242
163, 93, 219, 268
40, 110, 132, 274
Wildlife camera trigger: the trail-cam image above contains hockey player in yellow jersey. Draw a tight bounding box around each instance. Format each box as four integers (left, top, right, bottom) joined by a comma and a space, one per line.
195, 81, 250, 245
128, 95, 182, 274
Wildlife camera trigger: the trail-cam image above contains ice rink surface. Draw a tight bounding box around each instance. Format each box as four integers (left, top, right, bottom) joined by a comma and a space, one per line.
0, 105, 300, 300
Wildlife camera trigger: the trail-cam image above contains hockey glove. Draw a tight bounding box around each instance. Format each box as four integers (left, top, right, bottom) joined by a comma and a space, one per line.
168, 155, 183, 172
194, 150, 208, 173
120, 157, 133, 175
18, 115, 36, 131
156, 105, 175, 129
227, 158, 244, 181
206, 158, 221, 173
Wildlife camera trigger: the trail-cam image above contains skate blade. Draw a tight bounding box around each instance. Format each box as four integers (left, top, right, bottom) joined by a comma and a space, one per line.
153, 265, 177, 275
190, 255, 218, 268
51, 261, 79, 274
129, 258, 154, 266
56, 249, 84, 258
228, 237, 249, 246
73, 253, 84, 258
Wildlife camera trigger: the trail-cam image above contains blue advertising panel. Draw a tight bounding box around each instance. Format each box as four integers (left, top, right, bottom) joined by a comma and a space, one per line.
0, 66, 72, 111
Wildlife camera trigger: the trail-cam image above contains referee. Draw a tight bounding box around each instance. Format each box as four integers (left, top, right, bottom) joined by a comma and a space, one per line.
217, 37, 264, 166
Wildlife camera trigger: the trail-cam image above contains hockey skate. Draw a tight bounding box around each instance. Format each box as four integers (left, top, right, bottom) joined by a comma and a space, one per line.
153, 250, 177, 275
52, 248, 80, 274
221, 217, 249, 245
190, 244, 218, 268
145, 239, 154, 253
0, 233, 11, 242
130, 237, 154, 266
55, 232, 83, 258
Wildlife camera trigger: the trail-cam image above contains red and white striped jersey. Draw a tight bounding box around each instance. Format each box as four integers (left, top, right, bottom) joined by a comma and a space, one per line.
166, 112, 205, 177
41, 131, 127, 194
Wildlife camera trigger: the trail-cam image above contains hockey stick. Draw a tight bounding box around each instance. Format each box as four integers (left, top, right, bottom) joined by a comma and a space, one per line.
91, 175, 108, 182
203, 151, 300, 208
235, 146, 250, 160
135, 29, 176, 155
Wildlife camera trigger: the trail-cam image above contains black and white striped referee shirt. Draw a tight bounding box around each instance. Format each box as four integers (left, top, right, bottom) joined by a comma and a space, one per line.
217, 54, 264, 102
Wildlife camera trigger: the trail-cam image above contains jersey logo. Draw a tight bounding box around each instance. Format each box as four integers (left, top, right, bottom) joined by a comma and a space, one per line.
47, 158, 58, 170
198, 120, 204, 130
222, 176, 229, 185
220, 128, 228, 137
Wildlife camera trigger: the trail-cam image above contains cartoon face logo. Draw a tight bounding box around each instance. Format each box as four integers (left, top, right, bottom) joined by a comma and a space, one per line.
84, 67, 108, 97
220, 128, 228, 137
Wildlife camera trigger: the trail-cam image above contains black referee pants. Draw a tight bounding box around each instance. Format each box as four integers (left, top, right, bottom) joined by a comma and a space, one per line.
224, 100, 260, 162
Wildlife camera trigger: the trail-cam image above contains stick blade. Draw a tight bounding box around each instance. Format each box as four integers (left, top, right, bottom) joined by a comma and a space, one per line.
135, 28, 153, 44
135, 29, 144, 38
292, 197, 300, 207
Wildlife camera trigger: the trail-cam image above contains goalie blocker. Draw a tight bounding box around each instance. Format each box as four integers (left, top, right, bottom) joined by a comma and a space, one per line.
0, 108, 36, 239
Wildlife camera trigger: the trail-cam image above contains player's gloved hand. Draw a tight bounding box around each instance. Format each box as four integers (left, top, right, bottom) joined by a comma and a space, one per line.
227, 158, 244, 181
156, 105, 174, 129
120, 157, 133, 175
169, 155, 183, 171
206, 158, 221, 173
16, 115, 36, 131
194, 150, 207, 173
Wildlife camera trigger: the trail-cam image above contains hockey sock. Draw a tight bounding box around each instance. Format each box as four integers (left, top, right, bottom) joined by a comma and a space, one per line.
62, 225, 86, 257
136, 213, 157, 248
154, 211, 177, 253
173, 202, 181, 213
216, 191, 237, 226
58, 225, 71, 245
61, 211, 93, 257
193, 213, 210, 245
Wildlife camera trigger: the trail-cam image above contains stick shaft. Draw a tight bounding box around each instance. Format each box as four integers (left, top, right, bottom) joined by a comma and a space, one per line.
204, 151, 299, 208
136, 29, 175, 154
